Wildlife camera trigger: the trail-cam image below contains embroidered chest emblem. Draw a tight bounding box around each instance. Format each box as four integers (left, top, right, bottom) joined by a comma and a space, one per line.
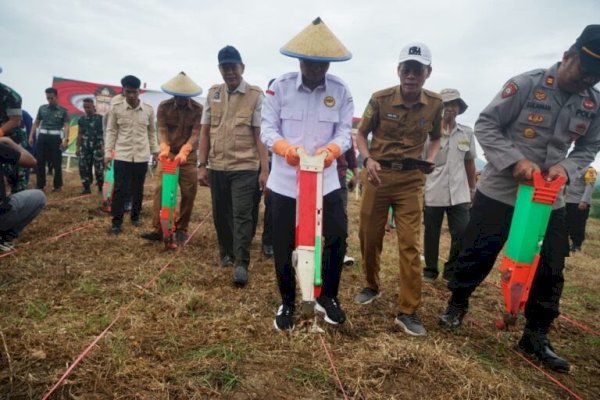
324, 96, 336, 107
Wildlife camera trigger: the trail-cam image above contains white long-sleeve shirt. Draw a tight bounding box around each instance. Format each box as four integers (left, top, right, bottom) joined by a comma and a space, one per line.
261, 72, 354, 198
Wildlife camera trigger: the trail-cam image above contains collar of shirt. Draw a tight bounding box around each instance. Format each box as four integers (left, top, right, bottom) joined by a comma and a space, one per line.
227, 80, 248, 95
442, 123, 458, 136
294, 72, 327, 92
391, 86, 428, 107
125, 100, 145, 111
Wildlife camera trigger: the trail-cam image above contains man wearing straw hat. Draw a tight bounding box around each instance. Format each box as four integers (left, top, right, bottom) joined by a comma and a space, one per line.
354, 42, 443, 337
422, 88, 476, 283
141, 72, 203, 244
198, 46, 269, 286
261, 17, 354, 331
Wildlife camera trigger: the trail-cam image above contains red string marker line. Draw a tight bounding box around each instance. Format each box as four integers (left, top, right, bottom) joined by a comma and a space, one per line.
318, 334, 349, 400
41, 213, 210, 399
511, 349, 583, 400
46, 193, 92, 206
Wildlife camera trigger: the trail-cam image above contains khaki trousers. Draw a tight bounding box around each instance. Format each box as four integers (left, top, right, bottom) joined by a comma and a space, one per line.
151, 154, 198, 233
359, 169, 424, 314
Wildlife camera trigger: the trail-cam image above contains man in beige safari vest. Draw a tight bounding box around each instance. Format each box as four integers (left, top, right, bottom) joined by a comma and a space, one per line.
198, 45, 269, 286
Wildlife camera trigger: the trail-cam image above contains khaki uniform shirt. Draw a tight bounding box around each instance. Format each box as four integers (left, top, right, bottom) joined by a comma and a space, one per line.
476, 63, 600, 208
105, 100, 159, 162
358, 86, 443, 161
425, 123, 476, 206
201, 80, 263, 171
157, 98, 203, 153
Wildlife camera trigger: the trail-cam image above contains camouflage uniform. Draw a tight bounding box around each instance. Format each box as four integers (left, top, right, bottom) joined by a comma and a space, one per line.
0, 83, 28, 192
77, 113, 104, 191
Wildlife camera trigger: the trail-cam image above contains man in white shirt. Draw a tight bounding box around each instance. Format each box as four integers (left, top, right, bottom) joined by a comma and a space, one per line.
261, 17, 354, 331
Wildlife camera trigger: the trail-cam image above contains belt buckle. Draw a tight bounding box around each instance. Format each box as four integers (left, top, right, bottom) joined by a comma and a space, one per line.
390, 161, 404, 171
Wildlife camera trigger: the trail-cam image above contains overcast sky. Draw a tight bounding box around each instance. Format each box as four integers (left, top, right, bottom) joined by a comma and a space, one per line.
1, 0, 599, 168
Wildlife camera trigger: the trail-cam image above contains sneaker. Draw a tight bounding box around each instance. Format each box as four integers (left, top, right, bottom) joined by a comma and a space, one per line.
343, 255, 355, 266
439, 303, 468, 329
52, 187, 61, 193
140, 231, 162, 241
395, 313, 427, 336
220, 255, 234, 267
262, 244, 274, 258
109, 225, 122, 235
423, 270, 438, 283
0, 240, 15, 252
354, 287, 381, 305
233, 265, 248, 286
517, 330, 570, 373
81, 187, 91, 195
131, 219, 141, 227
273, 304, 295, 331
175, 230, 188, 244
315, 296, 346, 325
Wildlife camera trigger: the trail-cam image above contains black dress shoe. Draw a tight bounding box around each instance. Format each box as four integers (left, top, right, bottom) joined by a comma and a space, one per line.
439, 303, 468, 329
140, 231, 162, 241
517, 331, 570, 373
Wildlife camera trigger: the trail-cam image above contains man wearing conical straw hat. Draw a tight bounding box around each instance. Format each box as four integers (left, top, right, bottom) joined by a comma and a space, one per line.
261, 17, 354, 331
140, 72, 203, 245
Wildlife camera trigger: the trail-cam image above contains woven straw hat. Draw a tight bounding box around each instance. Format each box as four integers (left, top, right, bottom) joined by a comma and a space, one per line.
280, 17, 351, 62
161, 71, 202, 97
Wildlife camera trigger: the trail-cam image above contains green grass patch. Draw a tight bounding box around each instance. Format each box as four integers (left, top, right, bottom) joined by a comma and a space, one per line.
288, 367, 330, 387
25, 298, 50, 321
200, 365, 241, 393
185, 341, 252, 363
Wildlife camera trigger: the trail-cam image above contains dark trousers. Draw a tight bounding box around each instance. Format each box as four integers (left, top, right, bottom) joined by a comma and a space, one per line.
565, 202, 590, 247
271, 189, 348, 306
209, 170, 258, 267
449, 191, 568, 330
111, 160, 148, 226
261, 189, 273, 247
423, 203, 470, 279
35, 134, 62, 190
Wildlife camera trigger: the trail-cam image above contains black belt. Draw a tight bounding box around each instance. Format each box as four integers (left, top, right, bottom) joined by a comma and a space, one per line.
377, 159, 423, 171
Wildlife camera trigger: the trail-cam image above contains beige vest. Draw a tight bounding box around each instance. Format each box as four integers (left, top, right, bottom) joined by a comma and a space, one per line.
208, 82, 261, 171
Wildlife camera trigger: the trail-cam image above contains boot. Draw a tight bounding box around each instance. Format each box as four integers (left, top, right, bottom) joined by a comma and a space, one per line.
517, 326, 570, 373
439, 292, 469, 329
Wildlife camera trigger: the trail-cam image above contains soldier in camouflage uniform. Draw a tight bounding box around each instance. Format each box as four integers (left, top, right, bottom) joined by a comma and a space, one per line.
77, 98, 104, 194
0, 82, 29, 193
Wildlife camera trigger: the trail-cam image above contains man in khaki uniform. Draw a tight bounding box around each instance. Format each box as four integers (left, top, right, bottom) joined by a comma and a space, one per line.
423, 89, 477, 282
105, 75, 159, 234
198, 46, 269, 286
141, 72, 203, 244
355, 42, 442, 336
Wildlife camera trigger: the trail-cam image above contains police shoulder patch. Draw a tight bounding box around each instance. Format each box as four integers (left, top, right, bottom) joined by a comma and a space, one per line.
501, 81, 519, 99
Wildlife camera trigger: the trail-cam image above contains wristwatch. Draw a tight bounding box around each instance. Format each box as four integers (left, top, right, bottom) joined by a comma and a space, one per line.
197, 161, 207, 169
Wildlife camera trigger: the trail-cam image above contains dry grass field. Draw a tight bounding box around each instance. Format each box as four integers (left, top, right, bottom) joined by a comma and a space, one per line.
0, 167, 599, 399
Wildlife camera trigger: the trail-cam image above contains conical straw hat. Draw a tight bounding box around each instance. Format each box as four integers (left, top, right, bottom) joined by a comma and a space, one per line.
280, 17, 351, 62
161, 71, 202, 97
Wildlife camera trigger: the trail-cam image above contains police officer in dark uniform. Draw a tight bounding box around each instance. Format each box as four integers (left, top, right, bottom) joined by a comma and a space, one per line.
439, 25, 600, 373
77, 98, 104, 194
